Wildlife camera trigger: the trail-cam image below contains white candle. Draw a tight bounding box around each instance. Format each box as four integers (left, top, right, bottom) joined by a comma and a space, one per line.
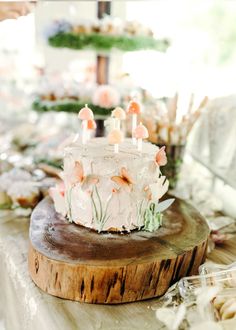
112, 118, 116, 130
134, 123, 149, 153
114, 144, 119, 153
78, 104, 94, 145
137, 138, 142, 152
116, 118, 120, 130
82, 120, 87, 144
132, 114, 137, 145
87, 130, 91, 142
108, 128, 123, 155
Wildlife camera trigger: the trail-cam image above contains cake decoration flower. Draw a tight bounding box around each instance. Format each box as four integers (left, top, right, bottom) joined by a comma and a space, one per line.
112, 106, 126, 130
133, 123, 149, 152
143, 176, 174, 232
86, 119, 97, 141
87, 119, 97, 130
108, 128, 124, 153
66, 161, 99, 189
71, 161, 84, 184
148, 176, 169, 201
155, 146, 167, 166
144, 176, 169, 201
78, 104, 94, 144
111, 167, 134, 191
127, 99, 141, 144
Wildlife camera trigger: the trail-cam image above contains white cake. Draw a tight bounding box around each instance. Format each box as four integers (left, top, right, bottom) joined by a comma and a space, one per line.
50, 137, 171, 232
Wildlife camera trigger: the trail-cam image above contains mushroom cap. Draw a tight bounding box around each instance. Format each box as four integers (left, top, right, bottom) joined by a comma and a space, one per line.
126, 100, 141, 115
134, 123, 149, 139
86, 119, 97, 130
78, 104, 94, 120
108, 129, 124, 145
112, 107, 126, 120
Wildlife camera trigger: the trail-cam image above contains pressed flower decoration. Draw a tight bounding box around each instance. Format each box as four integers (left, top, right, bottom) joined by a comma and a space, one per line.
64, 160, 99, 190
111, 167, 135, 192
143, 175, 174, 232
156, 146, 167, 166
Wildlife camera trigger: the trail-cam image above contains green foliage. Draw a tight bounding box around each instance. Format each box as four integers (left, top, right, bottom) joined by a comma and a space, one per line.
91, 186, 112, 232
34, 157, 63, 169
143, 202, 163, 232
48, 32, 169, 52
32, 99, 113, 117
161, 157, 183, 189
0, 203, 12, 210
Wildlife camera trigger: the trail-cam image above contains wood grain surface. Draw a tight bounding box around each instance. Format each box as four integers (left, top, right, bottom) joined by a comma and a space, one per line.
28, 196, 209, 304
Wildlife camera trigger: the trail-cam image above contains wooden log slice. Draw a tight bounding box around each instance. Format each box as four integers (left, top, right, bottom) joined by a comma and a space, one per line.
28, 196, 209, 304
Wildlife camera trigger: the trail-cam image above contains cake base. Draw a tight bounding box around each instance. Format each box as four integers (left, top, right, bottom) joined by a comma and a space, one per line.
28, 196, 209, 304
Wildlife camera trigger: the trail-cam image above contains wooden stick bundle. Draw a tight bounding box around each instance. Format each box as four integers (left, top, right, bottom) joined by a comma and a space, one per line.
146, 93, 209, 145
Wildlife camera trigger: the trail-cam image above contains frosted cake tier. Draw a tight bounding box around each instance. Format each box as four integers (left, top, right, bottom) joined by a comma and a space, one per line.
52, 138, 169, 232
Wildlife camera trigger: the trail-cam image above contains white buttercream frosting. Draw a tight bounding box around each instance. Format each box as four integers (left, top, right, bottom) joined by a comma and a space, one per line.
52, 138, 169, 232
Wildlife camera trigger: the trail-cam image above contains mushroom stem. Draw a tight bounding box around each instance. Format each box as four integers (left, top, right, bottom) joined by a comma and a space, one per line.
82, 120, 88, 144
137, 138, 142, 152
87, 130, 91, 142
114, 144, 119, 154
116, 118, 120, 130
132, 114, 137, 145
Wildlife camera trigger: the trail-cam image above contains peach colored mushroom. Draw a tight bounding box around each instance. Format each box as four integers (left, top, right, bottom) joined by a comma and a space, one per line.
108, 128, 124, 154
133, 123, 149, 152
85, 119, 97, 141
126, 100, 141, 145
78, 104, 94, 144
112, 107, 126, 130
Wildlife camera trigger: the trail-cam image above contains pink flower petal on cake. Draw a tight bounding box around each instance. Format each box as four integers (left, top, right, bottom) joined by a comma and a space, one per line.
111, 168, 134, 193
111, 176, 128, 187
72, 161, 84, 184
144, 185, 152, 200
81, 175, 99, 190
156, 147, 167, 166
120, 167, 135, 184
